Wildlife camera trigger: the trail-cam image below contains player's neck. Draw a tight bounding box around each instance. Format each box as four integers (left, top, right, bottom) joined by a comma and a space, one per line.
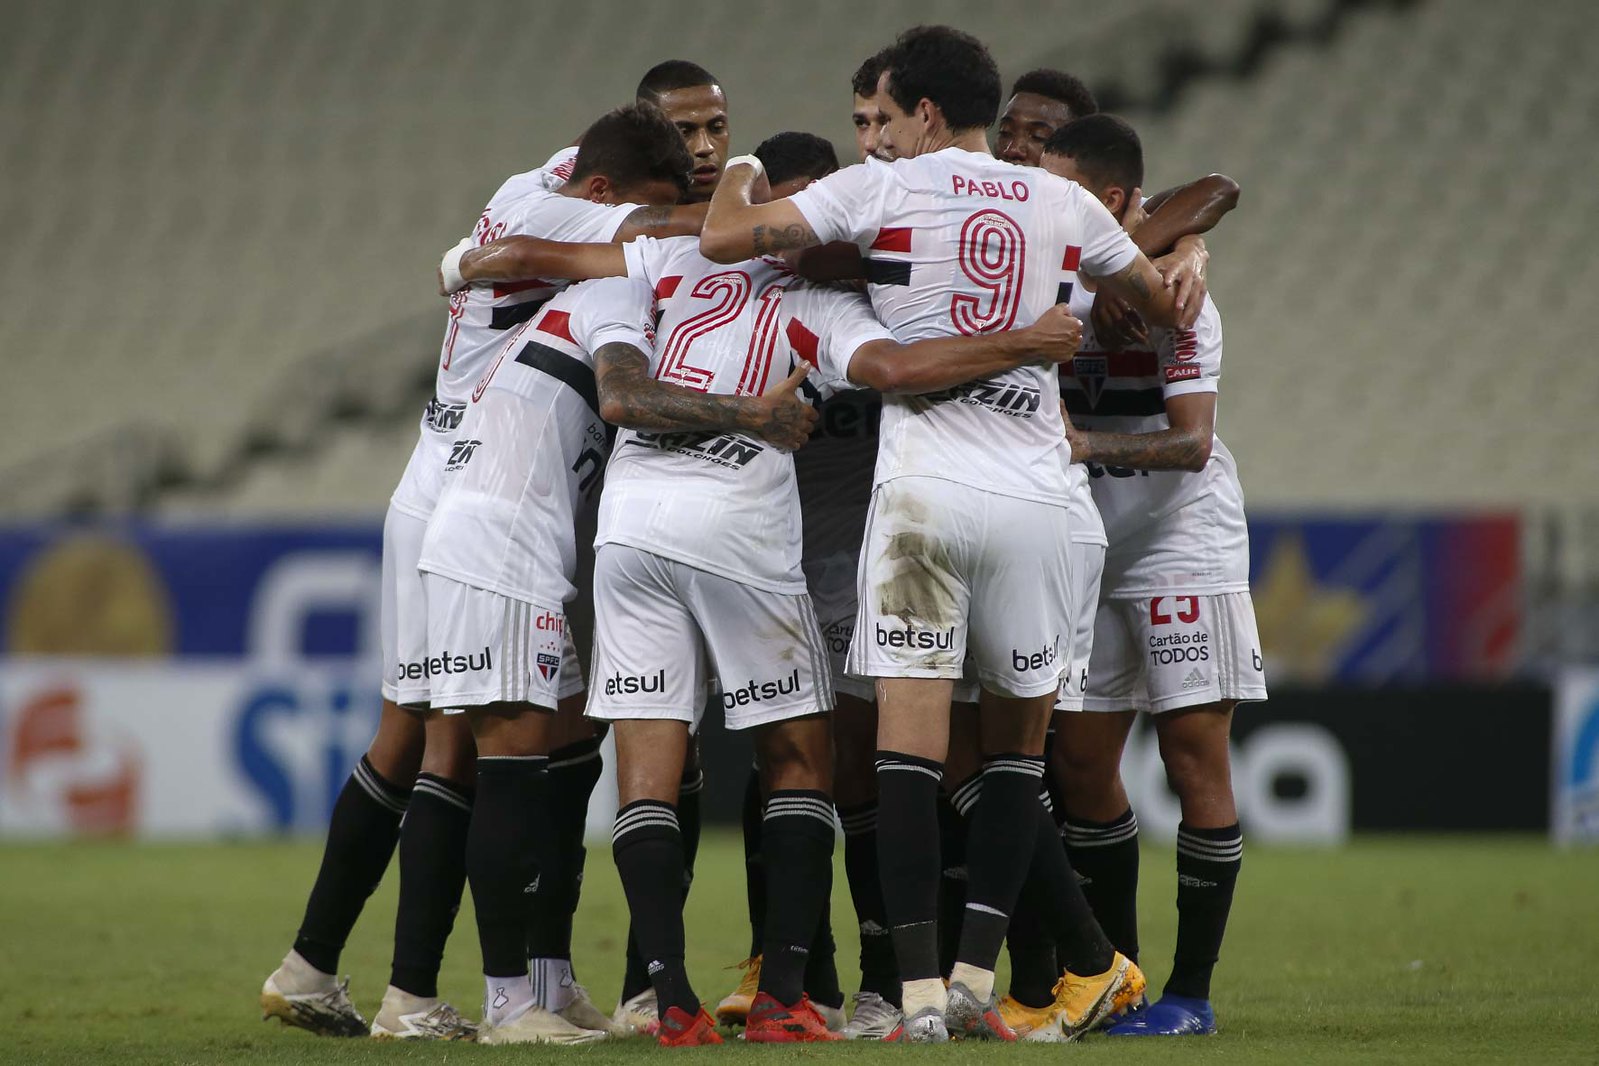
910, 126, 991, 158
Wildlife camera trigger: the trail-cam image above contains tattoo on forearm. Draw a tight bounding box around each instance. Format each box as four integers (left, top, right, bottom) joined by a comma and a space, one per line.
751, 222, 810, 255
622, 205, 676, 233
595, 343, 744, 431
1077, 427, 1208, 471
1118, 261, 1153, 301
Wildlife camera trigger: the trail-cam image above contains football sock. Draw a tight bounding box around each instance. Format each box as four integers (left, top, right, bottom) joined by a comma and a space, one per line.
612, 800, 697, 1017
936, 789, 967, 977
531, 956, 577, 1012
467, 755, 551, 978
621, 763, 704, 1001
528, 737, 603, 961
293, 755, 409, 974
740, 764, 767, 959
1005, 789, 1061, 1009
388, 771, 472, 998
1166, 822, 1242, 1000
953, 754, 1048, 992
804, 896, 845, 1009
483, 974, 535, 1028
839, 799, 899, 1004
1062, 808, 1141, 964
875, 751, 944, 986
1025, 799, 1116, 977
756, 790, 836, 1006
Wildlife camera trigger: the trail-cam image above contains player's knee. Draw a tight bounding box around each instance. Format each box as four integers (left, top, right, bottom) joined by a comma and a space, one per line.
758, 716, 833, 794
366, 701, 426, 783
420, 713, 476, 784
1158, 735, 1230, 804
1051, 739, 1121, 809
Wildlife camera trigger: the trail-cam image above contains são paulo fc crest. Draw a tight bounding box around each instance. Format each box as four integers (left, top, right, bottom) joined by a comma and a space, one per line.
1074, 354, 1108, 409
536, 652, 561, 682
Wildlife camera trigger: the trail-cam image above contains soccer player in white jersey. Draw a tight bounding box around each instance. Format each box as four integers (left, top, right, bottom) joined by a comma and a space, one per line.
1043, 114, 1267, 1039
700, 25, 1190, 1043
259, 105, 711, 1044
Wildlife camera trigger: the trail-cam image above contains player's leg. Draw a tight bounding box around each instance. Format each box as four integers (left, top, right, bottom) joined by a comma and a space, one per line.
374, 709, 477, 1040
714, 761, 766, 1026
1107, 591, 1264, 1038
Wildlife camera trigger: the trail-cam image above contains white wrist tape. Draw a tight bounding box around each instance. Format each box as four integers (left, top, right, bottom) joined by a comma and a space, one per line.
725, 154, 765, 180
440, 237, 473, 294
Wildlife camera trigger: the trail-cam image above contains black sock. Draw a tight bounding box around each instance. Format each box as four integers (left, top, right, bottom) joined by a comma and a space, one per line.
839, 800, 899, 1005
875, 751, 944, 984
954, 754, 1046, 975
936, 789, 967, 977
804, 894, 844, 1009
1006, 786, 1061, 1009
293, 755, 409, 974
1018, 797, 1116, 977
757, 790, 836, 1005
613, 800, 696, 1017
528, 737, 603, 960
740, 765, 767, 959
1062, 808, 1141, 964
679, 762, 704, 893
621, 930, 651, 1003
467, 755, 553, 977
389, 772, 472, 997
1166, 822, 1242, 1001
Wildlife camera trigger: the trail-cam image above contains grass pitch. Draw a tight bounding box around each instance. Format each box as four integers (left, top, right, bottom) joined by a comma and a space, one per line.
0, 833, 1595, 1064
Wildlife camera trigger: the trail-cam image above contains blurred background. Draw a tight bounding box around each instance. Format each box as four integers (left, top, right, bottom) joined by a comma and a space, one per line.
1, 0, 1595, 847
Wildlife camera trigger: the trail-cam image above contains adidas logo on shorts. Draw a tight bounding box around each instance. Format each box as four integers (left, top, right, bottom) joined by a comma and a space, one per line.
1181, 667, 1210, 690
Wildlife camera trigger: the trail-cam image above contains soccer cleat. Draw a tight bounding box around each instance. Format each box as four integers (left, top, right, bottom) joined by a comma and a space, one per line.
657, 1005, 724, 1046
612, 987, 660, 1037
1105, 993, 1216, 1037
369, 987, 476, 1041
841, 991, 902, 1040
996, 993, 1067, 1043
478, 1004, 609, 1046
1096, 991, 1148, 1031
1052, 952, 1146, 1041
744, 991, 845, 1043
945, 980, 1017, 1041
814, 999, 847, 1032
714, 955, 761, 1026
885, 1005, 949, 1043
557, 983, 624, 1036
260, 954, 368, 1037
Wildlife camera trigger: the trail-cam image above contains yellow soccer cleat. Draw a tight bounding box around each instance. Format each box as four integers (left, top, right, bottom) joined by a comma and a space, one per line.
996, 994, 1067, 1043
1052, 952, 1146, 1041
714, 955, 762, 1026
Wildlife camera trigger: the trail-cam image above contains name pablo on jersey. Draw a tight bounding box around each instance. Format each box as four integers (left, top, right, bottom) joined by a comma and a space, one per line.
950, 174, 1032, 201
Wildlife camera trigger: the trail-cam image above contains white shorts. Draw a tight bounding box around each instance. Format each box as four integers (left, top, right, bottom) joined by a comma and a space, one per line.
380, 505, 431, 708
805, 549, 875, 702
845, 477, 1074, 700
1055, 540, 1106, 712
420, 573, 583, 711
586, 544, 833, 731
1079, 591, 1267, 714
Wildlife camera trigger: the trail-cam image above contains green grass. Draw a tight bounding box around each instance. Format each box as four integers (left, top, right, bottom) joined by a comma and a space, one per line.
0, 833, 1596, 1064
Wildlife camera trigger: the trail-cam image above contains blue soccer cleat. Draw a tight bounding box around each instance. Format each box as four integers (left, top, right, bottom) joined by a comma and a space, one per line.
1104, 993, 1216, 1036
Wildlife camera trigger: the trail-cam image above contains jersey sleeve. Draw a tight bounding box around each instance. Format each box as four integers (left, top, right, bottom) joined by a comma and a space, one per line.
535, 145, 580, 191
502, 189, 640, 244
1158, 296, 1221, 399
1071, 186, 1141, 278
781, 284, 893, 398
565, 276, 656, 355
787, 161, 889, 247
621, 235, 698, 295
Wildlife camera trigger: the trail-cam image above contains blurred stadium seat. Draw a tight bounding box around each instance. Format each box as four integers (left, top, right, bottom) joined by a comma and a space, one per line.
0, 0, 1588, 518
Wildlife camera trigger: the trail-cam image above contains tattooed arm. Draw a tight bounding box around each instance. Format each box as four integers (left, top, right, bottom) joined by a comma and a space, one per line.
594, 343, 818, 451
1064, 391, 1216, 472
614, 201, 710, 243
700, 161, 821, 263
1085, 250, 1183, 329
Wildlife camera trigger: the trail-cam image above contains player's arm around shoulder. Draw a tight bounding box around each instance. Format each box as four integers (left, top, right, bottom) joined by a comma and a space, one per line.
848, 305, 1084, 395
594, 343, 818, 451
438, 237, 627, 295
700, 157, 822, 264
1065, 390, 1215, 473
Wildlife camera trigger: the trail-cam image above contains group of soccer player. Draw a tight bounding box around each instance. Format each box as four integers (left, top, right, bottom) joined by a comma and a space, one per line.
259, 23, 1265, 1048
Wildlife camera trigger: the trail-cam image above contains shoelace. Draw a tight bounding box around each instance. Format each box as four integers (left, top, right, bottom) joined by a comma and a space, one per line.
421, 1003, 472, 1032
318, 979, 355, 1010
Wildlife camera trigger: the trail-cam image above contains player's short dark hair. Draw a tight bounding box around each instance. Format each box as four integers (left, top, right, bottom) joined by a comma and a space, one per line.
1043, 113, 1144, 194
851, 48, 892, 99
568, 104, 693, 196
636, 60, 719, 103
754, 132, 840, 186
1010, 68, 1099, 121
881, 25, 1001, 133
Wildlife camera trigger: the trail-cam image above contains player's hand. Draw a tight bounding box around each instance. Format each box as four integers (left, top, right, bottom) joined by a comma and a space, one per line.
439, 237, 473, 296
745, 361, 819, 451
1155, 235, 1209, 330
750, 167, 773, 205
1091, 290, 1148, 349
1019, 303, 1084, 364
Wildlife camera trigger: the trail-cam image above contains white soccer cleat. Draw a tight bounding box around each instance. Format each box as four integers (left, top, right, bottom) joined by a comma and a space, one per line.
841, 991, 902, 1040
557, 983, 625, 1036
889, 1005, 949, 1043
260, 952, 368, 1037
814, 999, 847, 1032
478, 1004, 609, 1046
611, 987, 659, 1037
369, 986, 477, 1041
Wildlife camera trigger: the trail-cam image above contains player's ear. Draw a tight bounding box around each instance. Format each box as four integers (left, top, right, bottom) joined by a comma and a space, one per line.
1105, 185, 1127, 218
580, 173, 613, 204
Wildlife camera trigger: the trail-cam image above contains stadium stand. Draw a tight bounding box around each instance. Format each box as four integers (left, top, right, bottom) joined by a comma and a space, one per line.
1, 0, 1591, 518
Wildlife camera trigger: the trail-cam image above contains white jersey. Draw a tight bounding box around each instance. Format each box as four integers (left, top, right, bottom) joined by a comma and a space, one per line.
1061, 286, 1249, 597
788, 147, 1140, 508
596, 237, 893, 593
390, 147, 637, 520
418, 275, 654, 607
